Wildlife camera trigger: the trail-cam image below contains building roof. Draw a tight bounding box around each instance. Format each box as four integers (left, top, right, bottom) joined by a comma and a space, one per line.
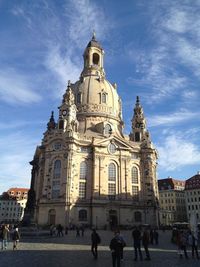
185, 173, 200, 190
158, 178, 185, 191
87, 33, 102, 49
7, 188, 29, 192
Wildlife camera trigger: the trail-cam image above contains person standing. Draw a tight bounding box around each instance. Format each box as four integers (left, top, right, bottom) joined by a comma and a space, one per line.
132, 226, 143, 261
91, 229, 101, 259
118, 231, 126, 262
57, 224, 63, 237
2, 224, 9, 250
142, 227, 151, 260
188, 231, 199, 259
177, 230, 188, 259
109, 231, 122, 267
153, 229, 159, 245
12, 227, 20, 250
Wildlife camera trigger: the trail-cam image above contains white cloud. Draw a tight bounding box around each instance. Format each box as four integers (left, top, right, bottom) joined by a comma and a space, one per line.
157, 134, 200, 171
163, 10, 191, 33
66, 0, 112, 48
0, 132, 38, 193
148, 109, 200, 127
0, 69, 41, 104
127, 1, 200, 103
45, 45, 81, 89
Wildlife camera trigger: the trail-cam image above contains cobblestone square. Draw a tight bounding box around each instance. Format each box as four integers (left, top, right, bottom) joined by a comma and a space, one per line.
0, 230, 200, 267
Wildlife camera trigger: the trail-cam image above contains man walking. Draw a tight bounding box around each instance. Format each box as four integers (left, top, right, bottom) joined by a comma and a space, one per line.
132, 226, 143, 261
91, 229, 101, 259
142, 226, 151, 260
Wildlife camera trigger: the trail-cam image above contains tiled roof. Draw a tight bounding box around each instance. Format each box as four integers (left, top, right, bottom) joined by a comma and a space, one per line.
185, 174, 200, 190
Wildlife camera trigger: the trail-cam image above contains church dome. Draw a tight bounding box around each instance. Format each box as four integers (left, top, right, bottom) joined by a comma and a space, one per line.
72, 76, 121, 121
70, 34, 123, 136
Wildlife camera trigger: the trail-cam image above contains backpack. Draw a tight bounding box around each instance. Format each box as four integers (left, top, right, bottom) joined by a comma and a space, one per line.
96, 233, 101, 244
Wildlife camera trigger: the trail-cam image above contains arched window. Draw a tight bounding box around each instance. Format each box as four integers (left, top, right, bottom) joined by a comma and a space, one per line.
108, 163, 116, 181
93, 53, 99, 65
104, 124, 112, 135
134, 211, 142, 222
132, 167, 138, 183
59, 120, 64, 129
79, 161, 87, 199
135, 132, 140, 142
102, 93, 106, 103
79, 209, 87, 221
132, 186, 139, 201
77, 93, 81, 104
53, 160, 61, 179
52, 160, 61, 199
80, 161, 87, 180
108, 163, 116, 200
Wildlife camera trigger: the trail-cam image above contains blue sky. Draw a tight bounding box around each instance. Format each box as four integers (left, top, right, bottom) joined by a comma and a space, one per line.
0, 0, 200, 193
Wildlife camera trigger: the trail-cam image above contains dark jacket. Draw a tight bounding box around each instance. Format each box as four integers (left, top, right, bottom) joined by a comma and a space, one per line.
142, 230, 150, 246
132, 228, 142, 246
91, 231, 101, 244
12, 230, 20, 241
110, 236, 123, 254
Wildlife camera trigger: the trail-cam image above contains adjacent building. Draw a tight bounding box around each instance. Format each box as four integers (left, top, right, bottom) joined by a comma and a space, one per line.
0, 188, 29, 224
185, 172, 200, 223
158, 178, 187, 225
26, 34, 159, 229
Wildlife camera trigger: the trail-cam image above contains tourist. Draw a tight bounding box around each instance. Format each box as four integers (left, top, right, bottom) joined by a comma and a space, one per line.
12, 227, 20, 250
142, 226, 151, 260
132, 226, 143, 261
188, 231, 199, 259
2, 224, 9, 250
177, 230, 188, 259
65, 226, 69, 235
76, 226, 80, 237
57, 224, 63, 237
109, 231, 123, 267
80, 225, 85, 237
153, 229, 159, 245
91, 229, 101, 259
118, 231, 126, 261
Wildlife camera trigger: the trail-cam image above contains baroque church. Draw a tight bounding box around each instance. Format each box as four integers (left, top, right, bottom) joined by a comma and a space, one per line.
26, 34, 159, 229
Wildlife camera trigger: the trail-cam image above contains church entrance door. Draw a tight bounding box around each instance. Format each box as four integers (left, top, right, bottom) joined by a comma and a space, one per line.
109, 210, 118, 230
48, 209, 56, 225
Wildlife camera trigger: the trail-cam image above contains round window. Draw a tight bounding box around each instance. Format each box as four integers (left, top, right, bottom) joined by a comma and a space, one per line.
108, 143, 116, 154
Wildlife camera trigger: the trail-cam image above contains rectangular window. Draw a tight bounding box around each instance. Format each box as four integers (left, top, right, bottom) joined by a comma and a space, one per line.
79, 182, 86, 199
132, 186, 139, 201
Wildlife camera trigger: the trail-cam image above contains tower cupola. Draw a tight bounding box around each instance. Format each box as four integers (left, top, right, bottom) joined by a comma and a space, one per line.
81, 32, 105, 78
130, 96, 149, 142
47, 111, 56, 131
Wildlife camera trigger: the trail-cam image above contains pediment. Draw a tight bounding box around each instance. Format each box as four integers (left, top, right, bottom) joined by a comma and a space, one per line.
94, 136, 134, 150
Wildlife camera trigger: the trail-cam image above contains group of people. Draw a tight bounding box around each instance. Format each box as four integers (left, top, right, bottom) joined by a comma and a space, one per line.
175, 229, 199, 259
0, 224, 20, 250
90, 226, 154, 267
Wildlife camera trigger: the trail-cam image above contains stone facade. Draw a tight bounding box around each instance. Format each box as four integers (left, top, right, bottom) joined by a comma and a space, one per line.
158, 178, 187, 225
0, 188, 29, 223
185, 172, 200, 224
27, 34, 159, 229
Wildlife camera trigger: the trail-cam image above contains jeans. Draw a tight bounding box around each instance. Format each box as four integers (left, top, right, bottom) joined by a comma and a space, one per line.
2, 239, 8, 250
112, 251, 121, 267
